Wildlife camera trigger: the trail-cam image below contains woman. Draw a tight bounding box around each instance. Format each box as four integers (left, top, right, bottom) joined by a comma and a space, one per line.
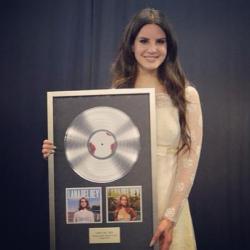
42, 8, 203, 250
113, 194, 137, 221
73, 197, 95, 223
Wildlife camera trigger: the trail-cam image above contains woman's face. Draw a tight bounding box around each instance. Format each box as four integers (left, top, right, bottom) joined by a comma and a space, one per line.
133, 24, 167, 74
120, 196, 128, 206
80, 198, 88, 208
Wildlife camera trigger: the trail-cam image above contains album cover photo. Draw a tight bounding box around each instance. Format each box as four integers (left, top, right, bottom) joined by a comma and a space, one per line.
66, 187, 102, 224
106, 186, 143, 223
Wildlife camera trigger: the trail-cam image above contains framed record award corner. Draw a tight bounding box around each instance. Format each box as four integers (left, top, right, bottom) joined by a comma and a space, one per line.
47, 88, 158, 250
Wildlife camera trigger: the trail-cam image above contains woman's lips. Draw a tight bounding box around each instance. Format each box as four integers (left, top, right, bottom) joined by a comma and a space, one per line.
144, 56, 158, 62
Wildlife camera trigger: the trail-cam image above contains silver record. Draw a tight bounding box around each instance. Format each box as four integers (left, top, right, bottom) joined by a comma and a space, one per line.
64, 106, 140, 183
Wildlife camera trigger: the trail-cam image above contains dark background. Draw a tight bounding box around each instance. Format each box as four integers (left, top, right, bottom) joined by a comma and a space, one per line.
1, 0, 250, 249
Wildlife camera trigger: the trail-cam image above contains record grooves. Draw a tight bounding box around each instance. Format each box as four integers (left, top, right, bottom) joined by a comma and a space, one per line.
64, 106, 141, 183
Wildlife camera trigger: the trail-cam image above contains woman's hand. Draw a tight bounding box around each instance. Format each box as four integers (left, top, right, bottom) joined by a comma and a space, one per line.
42, 139, 56, 158
150, 217, 174, 250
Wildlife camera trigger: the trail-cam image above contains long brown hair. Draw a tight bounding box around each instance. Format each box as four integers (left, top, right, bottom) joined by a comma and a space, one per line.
111, 8, 191, 152
116, 194, 130, 209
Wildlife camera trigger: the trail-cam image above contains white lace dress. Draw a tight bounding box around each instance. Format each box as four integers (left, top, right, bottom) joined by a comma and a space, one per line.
155, 86, 203, 250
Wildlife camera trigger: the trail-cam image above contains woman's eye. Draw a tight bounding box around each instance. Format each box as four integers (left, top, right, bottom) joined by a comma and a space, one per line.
157, 39, 166, 44
139, 39, 148, 44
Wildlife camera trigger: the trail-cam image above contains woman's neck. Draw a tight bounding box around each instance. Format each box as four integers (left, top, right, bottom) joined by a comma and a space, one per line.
134, 70, 166, 93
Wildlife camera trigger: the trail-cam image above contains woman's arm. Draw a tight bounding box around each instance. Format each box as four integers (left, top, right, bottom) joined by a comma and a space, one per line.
164, 86, 203, 222
129, 207, 137, 221
150, 86, 203, 249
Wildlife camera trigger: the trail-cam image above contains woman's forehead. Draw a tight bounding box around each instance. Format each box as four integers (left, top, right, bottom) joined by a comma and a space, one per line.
137, 24, 166, 38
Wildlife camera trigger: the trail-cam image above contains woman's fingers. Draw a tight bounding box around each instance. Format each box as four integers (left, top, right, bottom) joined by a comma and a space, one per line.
149, 227, 162, 247
159, 230, 172, 250
43, 139, 54, 146
149, 218, 174, 249
42, 139, 56, 158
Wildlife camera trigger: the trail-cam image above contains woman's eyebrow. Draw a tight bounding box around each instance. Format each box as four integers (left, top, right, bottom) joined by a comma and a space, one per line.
138, 36, 166, 39
157, 37, 167, 40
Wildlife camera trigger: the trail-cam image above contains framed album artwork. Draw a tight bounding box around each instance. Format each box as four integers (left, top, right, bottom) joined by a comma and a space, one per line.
47, 88, 158, 250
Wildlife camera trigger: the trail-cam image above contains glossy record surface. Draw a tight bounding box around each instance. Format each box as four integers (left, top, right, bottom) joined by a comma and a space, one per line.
64, 106, 141, 183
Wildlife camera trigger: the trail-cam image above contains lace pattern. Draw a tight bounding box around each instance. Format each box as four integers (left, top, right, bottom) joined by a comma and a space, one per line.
156, 92, 173, 108
158, 87, 203, 223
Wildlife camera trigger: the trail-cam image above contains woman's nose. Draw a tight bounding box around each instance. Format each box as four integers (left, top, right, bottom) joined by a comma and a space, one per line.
147, 43, 157, 52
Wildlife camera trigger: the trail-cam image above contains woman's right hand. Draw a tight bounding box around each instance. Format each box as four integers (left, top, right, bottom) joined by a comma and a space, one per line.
42, 139, 56, 159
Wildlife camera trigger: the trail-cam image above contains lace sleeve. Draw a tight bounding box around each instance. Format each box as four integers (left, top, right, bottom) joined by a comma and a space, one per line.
164, 86, 203, 223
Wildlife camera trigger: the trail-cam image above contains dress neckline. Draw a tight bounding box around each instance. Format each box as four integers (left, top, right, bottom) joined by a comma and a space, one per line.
156, 91, 171, 98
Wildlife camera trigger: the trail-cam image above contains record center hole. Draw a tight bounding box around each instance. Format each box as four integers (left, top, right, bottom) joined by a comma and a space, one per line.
87, 130, 117, 159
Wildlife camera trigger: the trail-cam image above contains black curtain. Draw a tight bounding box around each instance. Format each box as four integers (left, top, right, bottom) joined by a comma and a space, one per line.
1, 0, 250, 249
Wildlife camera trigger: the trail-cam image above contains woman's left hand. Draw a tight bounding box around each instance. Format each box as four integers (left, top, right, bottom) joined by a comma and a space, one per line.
150, 217, 174, 250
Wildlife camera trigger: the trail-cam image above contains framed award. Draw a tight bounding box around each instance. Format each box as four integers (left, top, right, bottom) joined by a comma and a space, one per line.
47, 88, 158, 250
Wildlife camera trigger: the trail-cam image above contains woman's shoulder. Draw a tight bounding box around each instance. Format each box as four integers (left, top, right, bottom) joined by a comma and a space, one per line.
185, 84, 200, 102
127, 207, 136, 213
74, 210, 80, 215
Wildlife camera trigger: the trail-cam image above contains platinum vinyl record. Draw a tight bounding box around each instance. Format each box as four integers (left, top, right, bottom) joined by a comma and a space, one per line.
64, 106, 141, 183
